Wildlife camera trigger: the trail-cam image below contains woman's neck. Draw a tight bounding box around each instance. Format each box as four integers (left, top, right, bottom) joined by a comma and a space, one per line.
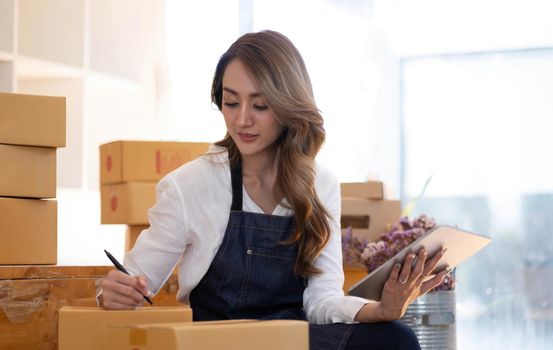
241, 147, 278, 181
240, 146, 283, 214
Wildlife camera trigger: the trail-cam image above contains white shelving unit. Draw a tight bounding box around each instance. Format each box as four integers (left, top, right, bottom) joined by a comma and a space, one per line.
1, 0, 164, 264
1, 0, 162, 189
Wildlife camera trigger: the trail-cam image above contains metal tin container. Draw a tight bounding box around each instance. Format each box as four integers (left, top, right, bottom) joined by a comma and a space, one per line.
401, 291, 457, 350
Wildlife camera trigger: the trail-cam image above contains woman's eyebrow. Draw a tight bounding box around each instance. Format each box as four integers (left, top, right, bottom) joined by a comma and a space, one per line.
223, 87, 261, 98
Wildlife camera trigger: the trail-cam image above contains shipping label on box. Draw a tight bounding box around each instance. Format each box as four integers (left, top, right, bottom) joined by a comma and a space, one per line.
340, 182, 383, 200
101, 182, 156, 225
0, 92, 66, 147
106, 319, 309, 350
58, 306, 193, 350
0, 144, 56, 198
100, 141, 209, 184
0, 198, 57, 264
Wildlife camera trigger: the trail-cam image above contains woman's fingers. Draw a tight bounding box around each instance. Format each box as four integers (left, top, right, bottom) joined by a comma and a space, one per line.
411, 248, 427, 282
387, 263, 401, 284
398, 253, 415, 285
423, 247, 447, 276
136, 275, 152, 297
110, 280, 146, 303
99, 270, 150, 309
420, 268, 449, 294
100, 295, 140, 310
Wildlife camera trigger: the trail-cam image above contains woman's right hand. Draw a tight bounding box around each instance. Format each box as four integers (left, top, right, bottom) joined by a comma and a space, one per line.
98, 270, 151, 310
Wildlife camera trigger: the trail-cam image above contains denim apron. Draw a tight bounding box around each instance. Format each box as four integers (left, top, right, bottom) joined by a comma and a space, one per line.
189, 159, 353, 349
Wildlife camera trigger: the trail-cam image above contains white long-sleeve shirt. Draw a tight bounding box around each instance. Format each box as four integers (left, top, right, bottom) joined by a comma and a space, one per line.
125, 145, 369, 324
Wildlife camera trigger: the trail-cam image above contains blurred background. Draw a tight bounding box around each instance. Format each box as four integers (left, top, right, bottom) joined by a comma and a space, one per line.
1, 0, 551, 348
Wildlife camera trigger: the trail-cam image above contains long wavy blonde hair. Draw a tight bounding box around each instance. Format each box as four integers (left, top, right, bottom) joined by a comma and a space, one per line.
211, 30, 331, 277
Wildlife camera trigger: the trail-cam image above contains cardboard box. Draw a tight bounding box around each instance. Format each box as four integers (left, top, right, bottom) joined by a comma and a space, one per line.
0, 197, 57, 264
340, 181, 383, 200
106, 319, 309, 350
341, 198, 401, 243
126, 225, 149, 252
0, 92, 66, 147
0, 144, 56, 198
101, 182, 156, 224
100, 141, 209, 185
58, 306, 193, 350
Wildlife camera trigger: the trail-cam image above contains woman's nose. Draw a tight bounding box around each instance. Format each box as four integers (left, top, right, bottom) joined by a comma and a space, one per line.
236, 105, 254, 127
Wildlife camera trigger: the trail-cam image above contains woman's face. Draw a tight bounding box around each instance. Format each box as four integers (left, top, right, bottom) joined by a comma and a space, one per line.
221, 59, 282, 160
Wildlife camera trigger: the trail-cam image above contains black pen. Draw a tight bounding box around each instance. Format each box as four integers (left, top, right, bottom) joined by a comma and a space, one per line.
104, 249, 153, 305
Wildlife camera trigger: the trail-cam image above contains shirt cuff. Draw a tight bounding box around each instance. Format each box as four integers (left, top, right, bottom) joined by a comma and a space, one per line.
343, 296, 376, 323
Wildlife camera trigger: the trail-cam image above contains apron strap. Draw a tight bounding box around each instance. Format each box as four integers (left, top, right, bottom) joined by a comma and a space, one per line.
230, 157, 243, 212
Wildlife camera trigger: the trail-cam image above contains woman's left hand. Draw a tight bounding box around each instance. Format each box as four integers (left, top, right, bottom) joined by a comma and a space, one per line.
378, 247, 448, 321
354, 247, 448, 323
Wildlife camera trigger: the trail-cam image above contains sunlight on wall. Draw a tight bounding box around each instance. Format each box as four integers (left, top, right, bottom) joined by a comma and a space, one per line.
164, 0, 238, 143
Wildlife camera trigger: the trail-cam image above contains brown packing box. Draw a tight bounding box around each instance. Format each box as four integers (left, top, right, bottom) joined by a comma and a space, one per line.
341, 198, 401, 268
340, 181, 383, 200
0, 197, 57, 264
101, 182, 156, 224
100, 141, 209, 185
126, 225, 149, 252
0, 92, 66, 147
58, 306, 193, 350
106, 319, 309, 350
0, 144, 56, 198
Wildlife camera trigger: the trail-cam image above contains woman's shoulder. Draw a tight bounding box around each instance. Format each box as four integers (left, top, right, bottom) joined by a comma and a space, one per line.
314, 161, 339, 185
314, 161, 340, 199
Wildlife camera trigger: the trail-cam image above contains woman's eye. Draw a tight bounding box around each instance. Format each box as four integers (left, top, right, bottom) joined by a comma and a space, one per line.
224, 102, 238, 108
254, 104, 269, 111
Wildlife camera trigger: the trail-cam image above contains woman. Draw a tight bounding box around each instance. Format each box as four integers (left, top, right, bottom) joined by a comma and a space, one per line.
99, 30, 447, 349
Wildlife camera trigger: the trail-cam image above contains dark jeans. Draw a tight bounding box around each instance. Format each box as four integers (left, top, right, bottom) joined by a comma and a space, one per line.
345, 321, 421, 350
310, 321, 421, 350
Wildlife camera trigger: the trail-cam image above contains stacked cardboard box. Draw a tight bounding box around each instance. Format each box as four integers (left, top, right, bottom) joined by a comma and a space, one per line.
340, 181, 401, 293
0, 92, 65, 265
99, 140, 209, 251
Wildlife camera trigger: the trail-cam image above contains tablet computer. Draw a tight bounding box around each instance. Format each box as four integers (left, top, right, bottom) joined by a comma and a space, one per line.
347, 225, 491, 300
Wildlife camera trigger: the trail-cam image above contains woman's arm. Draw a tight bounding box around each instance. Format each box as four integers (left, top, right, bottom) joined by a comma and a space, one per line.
303, 166, 370, 324
99, 175, 189, 309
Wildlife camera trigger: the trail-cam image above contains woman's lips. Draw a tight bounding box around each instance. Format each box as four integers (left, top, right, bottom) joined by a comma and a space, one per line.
237, 133, 258, 143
